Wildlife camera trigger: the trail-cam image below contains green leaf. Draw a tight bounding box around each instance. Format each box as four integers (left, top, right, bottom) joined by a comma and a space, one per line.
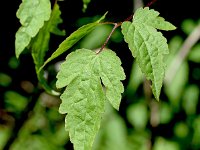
40, 12, 107, 71
56, 49, 125, 149
121, 7, 176, 100
15, 0, 51, 58
188, 43, 200, 63
32, 3, 65, 70
30, 3, 65, 96
82, 0, 91, 12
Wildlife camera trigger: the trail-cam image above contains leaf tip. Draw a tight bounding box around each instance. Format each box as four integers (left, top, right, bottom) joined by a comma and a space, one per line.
97, 11, 108, 23
155, 97, 160, 102
15, 50, 21, 59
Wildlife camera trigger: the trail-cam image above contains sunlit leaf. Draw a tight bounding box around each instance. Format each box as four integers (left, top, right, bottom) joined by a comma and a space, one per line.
121, 7, 176, 100
182, 85, 199, 115
56, 49, 125, 149
15, 0, 51, 58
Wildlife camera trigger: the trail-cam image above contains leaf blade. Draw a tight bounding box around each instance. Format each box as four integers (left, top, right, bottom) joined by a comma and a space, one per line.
15, 0, 51, 58
56, 48, 125, 149
121, 7, 176, 100
97, 50, 126, 110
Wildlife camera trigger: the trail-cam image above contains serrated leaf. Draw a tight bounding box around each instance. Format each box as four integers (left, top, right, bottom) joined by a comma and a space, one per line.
40, 12, 107, 71
15, 0, 51, 58
121, 7, 176, 100
56, 49, 125, 150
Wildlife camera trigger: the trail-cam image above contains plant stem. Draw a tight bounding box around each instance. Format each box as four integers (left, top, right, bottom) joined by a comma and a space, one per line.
146, 0, 157, 7
96, 23, 120, 54
97, 0, 158, 54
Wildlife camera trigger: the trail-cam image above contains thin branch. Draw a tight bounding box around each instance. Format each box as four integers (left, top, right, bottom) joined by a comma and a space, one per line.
99, 22, 116, 25
97, 0, 158, 54
165, 24, 200, 84
96, 23, 120, 54
146, 0, 157, 7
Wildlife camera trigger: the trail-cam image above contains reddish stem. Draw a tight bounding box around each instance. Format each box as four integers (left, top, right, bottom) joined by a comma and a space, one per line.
96, 23, 120, 54
146, 0, 157, 7
97, 0, 157, 54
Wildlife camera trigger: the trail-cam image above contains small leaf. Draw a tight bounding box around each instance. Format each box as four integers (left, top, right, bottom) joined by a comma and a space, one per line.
121, 7, 176, 100
56, 49, 125, 149
40, 12, 107, 71
15, 0, 51, 58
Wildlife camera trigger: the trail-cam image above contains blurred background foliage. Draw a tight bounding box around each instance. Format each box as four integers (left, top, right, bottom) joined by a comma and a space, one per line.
0, 0, 200, 149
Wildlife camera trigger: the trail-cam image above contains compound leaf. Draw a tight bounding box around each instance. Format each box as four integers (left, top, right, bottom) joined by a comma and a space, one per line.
15, 0, 51, 58
40, 12, 107, 71
56, 49, 125, 150
121, 7, 176, 100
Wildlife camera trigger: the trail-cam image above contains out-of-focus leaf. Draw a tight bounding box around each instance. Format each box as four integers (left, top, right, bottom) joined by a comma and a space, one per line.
165, 36, 183, 64
165, 62, 189, 110
127, 101, 148, 130
8, 57, 20, 69
153, 137, 180, 150
0, 73, 12, 87
181, 19, 197, 35
127, 131, 150, 150
0, 127, 10, 150
82, 0, 91, 12
182, 85, 199, 115
93, 104, 130, 150
174, 122, 189, 138
192, 116, 200, 146
159, 102, 173, 124
126, 61, 144, 98
164, 35, 188, 110
188, 44, 200, 63
11, 135, 61, 150
100, 113, 129, 150
4, 91, 28, 112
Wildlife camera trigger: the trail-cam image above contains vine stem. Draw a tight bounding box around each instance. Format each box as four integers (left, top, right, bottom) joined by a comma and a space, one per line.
97, 0, 157, 54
